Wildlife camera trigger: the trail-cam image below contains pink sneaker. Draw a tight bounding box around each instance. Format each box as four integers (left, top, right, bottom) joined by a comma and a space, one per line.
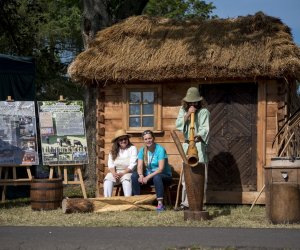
156, 204, 165, 211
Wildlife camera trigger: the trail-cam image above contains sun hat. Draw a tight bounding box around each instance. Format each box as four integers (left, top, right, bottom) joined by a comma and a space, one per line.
111, 129, 131, 142
183, 87, 203, 102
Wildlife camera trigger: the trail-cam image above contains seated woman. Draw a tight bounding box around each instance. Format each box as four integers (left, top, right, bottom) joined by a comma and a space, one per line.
103, 129, 137, 197
131, 130, 172, 211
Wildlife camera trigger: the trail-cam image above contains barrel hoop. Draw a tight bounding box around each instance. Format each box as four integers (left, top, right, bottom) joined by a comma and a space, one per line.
32, 179, 63, 183
31, 187, 62, 191
31, 200, 62, 203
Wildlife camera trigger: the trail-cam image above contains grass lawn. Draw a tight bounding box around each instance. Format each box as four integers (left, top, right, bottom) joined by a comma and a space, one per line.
1, 201, 300, 228
1, 186, 300, 228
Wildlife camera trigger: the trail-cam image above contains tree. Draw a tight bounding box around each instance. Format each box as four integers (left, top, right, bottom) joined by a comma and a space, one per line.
81, 0, 149, 191
82, 0, 149, 49
0, 0, 84, 100
143, 0, 217, 19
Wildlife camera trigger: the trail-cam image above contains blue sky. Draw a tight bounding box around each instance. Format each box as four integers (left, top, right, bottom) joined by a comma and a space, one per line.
211, 0, 300, 46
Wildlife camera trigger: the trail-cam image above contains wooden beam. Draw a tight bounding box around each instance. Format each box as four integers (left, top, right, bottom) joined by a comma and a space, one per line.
256, 80, 267, 191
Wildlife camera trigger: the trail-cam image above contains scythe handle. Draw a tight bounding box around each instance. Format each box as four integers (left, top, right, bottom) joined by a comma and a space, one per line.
170, 130, 188, 164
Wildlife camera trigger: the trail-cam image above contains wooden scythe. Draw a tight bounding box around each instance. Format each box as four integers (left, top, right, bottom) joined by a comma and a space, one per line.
170, 130, 187, 209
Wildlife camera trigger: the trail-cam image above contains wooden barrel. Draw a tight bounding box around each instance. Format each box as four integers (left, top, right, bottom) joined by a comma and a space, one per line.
30, 178, 63, 210
265, 158, 300, 224
268, 183, 300, 224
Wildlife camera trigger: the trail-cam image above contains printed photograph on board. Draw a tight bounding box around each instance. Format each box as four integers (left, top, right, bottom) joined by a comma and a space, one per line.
37, 101, 88, 165
0, 101, 39, 165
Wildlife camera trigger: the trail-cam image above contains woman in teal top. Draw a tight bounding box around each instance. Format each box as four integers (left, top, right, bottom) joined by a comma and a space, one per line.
131, 130, 172, 211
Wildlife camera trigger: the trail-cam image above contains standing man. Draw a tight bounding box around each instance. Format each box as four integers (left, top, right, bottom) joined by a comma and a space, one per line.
175, 87, 210, 210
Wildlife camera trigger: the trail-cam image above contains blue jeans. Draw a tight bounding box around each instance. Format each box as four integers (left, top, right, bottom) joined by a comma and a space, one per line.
131, 172, 172, 199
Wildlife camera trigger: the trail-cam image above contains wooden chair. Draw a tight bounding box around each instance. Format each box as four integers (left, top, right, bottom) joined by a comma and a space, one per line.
115, 183, 123, 196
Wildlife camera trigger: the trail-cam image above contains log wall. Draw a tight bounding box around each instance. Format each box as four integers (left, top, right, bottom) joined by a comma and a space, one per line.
95, 79, 291, 203
96, 83, 190, 195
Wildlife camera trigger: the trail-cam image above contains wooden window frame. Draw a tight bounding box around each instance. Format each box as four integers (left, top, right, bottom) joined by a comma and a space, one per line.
122, 85, 162, 133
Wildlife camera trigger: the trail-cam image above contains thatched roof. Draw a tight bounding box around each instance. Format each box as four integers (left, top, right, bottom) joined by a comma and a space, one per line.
68, 12, 300, 84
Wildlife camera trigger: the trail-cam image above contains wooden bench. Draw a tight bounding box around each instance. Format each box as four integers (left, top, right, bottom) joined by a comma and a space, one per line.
115, 178, 179, 206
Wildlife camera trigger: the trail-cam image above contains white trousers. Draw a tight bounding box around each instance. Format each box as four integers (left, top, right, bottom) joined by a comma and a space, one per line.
103, 172, 132, 197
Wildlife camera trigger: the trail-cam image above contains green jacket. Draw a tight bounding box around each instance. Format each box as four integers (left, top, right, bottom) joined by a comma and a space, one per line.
175, 107, 210, 163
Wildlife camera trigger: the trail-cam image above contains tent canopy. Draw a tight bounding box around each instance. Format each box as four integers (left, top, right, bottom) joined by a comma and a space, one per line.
0, 54, 35, 101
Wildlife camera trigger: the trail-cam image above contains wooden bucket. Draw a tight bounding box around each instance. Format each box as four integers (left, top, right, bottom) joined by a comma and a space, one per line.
30, 178, 63, 210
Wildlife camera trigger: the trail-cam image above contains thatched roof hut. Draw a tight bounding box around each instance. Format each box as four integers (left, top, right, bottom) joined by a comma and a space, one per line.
68, 13, 300, 204
68, 12, 300, 84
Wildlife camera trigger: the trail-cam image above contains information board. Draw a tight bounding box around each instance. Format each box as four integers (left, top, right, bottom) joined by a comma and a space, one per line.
37, 101, 88, 165
0, 101, 39, 165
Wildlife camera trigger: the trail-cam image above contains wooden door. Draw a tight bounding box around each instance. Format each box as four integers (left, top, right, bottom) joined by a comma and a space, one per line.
201, 83, 257, 192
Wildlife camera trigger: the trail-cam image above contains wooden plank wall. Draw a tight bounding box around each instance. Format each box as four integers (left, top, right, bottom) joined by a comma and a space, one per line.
265, 79, 287, 164
265, 80, 279, 166
96, 83, 190, 195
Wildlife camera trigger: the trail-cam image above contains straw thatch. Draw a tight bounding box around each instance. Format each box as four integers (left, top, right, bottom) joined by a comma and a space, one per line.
68, 12, 300, 84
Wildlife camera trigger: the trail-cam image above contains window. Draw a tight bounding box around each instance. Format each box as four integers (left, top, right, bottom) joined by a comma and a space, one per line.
123, 85, 162, 132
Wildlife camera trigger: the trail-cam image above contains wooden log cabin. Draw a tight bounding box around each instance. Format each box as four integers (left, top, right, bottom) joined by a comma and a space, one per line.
68, 12, 300, 204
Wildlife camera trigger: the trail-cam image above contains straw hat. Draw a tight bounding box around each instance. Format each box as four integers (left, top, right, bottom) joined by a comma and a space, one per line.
111, 129, 131, 142
183, 87, 203, 102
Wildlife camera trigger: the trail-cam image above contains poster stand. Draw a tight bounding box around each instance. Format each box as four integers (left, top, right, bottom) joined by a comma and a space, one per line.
0, 96, 33, 202
48, 164, 87, 199
46, 96, 87, 199
0, 165, 33, 202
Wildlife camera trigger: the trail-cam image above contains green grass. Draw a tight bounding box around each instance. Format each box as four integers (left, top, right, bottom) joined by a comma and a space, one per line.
1, 198, 300, 228
1, 186, 300, 228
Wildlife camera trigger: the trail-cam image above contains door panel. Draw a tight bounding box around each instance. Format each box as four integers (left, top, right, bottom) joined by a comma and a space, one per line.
201, 83, 257, 192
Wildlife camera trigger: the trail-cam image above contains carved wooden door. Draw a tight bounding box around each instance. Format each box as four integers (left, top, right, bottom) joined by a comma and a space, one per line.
201, 83, 257, 192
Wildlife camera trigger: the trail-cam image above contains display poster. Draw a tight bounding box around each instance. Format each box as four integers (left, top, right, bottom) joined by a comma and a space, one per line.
37, 101, 88, 165
0, 101, 39, 165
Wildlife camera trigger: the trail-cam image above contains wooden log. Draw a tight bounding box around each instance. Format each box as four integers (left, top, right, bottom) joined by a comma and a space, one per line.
62, 198, 94, 214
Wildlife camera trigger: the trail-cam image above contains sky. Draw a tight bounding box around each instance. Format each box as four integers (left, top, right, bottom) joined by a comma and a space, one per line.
210, 0, 300, 46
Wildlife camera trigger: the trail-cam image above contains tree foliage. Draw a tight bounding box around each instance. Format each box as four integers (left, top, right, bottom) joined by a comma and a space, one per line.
143, 0, 217, 19
0, 0, 84, 100
0, 0, 217, 101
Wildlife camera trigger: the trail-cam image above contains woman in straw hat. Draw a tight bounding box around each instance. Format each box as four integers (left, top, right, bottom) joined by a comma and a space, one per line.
103, 129, 137, 197
175, 87, 210, 210
131, 130, 172, 211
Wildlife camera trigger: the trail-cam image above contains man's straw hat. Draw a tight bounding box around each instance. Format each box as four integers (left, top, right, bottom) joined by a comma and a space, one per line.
183, 87, 203, 102
111, 129, 131, 142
